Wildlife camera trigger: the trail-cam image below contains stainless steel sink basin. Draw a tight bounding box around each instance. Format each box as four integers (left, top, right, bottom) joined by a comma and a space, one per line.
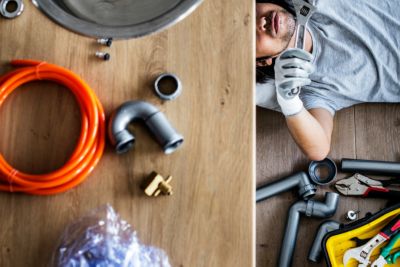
32, 0, 203, 39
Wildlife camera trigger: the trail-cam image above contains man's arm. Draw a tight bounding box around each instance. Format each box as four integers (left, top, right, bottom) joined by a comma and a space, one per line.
286, 108, 333, 160
272, 48, 334, 160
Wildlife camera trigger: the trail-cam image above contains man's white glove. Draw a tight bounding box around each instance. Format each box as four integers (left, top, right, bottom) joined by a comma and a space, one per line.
274, 48, 315, 116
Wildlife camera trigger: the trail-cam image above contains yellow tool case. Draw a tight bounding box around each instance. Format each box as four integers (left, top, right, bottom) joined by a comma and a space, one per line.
323, 203, 400, 267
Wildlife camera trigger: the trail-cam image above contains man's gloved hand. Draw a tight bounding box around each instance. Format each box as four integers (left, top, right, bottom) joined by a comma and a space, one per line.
274, 48, 315, 116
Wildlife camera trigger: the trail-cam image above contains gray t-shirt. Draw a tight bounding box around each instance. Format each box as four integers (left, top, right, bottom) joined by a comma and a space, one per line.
256, 0, 400, 115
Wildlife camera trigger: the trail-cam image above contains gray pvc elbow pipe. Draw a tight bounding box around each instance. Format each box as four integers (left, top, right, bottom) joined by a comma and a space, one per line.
278, 192, 339, 267
308, 220, 340, 263
108, 100, 184, 154
256, 172, 317, 202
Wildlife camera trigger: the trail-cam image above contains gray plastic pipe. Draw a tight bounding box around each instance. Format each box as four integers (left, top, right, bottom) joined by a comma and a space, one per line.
279, 192, 339, 267
256, 172, 317, 202
341, 158, 400, 176
308, 220, 340, 263
108, 100, 184, 154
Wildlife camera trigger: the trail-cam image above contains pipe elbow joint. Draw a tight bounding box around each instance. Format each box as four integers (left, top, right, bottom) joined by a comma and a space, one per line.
290, 201, 307, 215
309, 192, 340, 218
108, 100, 184, 154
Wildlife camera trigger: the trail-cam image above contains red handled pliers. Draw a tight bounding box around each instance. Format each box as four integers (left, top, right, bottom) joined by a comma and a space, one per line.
335, 173, 400, 199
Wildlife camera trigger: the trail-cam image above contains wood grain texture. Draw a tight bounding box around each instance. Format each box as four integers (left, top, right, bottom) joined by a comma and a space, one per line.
0, 1, 254, 266
256, 105, 395, 266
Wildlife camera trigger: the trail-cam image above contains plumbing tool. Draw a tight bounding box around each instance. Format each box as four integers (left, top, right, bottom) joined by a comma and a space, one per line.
279, 192, 339, 267
343, 215, 400, 267
287, 0, 316, 97
371, 232, 400, 267
256, 172, 316, 202
341, 158, 400, 176
386, 251, 400, 265
335, 173, 400, 199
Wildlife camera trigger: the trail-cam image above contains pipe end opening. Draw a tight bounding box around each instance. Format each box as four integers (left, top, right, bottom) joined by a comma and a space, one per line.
163, 138, 184, 154
302, 188, 317, 200
308, 158, 337, 185
154, 73, 182, 101
116, 139, 135, 154
113, 129, 135, 154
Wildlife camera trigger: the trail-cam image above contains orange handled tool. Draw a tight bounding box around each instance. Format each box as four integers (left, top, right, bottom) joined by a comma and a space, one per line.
0, 60, 105, 195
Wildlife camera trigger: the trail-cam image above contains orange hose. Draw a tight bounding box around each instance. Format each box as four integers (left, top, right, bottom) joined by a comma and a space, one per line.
0, 60, 105, 195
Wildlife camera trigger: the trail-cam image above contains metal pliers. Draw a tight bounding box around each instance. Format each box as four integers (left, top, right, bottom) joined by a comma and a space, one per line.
371, 232, 400, 267
335, 173, 400, 199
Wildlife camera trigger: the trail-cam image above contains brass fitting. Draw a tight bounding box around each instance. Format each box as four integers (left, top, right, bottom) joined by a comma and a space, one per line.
143, 172, 173, 197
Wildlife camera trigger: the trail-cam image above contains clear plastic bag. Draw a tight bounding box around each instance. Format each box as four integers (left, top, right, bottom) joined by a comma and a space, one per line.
50, 204, 171, 267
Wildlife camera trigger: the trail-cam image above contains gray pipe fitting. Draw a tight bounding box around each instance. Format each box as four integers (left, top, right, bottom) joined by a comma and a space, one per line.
341, 158, 400, 176
256, 172, 317, 202
154, 73, 182, 101
108, 100, 184, 154
308, 220, 340, 263
278, 192, 339, 267
0, 0, 24, 19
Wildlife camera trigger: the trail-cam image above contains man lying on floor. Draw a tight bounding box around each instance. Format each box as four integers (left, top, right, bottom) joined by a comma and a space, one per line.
256, 0, 400, 160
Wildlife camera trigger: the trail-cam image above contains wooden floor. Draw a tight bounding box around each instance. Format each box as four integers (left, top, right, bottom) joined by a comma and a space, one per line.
256, 104, 400, 266
0, 2, 253, 266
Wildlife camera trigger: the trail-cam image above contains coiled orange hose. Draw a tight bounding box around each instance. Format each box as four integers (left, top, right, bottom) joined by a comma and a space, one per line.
0, 60, 105, 195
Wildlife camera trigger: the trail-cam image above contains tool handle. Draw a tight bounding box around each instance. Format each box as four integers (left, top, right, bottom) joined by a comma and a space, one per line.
381, 233, 400, 258
366, 188, 400, 200
387, 251, 400, 264
295, 24, 307, 49
380, 215, 400, 239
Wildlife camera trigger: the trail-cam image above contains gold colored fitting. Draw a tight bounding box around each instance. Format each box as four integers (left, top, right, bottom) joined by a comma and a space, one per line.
143, 172, 173, 197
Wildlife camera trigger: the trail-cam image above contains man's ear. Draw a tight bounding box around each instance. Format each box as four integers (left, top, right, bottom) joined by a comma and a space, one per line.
256, 57, 273, 67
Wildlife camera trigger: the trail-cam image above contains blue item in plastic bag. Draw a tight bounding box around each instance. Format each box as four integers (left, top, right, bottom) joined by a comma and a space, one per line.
50, 204, 171, 267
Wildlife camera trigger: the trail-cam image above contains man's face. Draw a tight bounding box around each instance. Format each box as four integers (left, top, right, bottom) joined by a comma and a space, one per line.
256, 3, 296, 61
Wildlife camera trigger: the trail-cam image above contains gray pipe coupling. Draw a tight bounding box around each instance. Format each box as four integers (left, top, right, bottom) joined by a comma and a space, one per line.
0, 0, 24, 18
154, 73, 182, 101
108, 100, 184, 154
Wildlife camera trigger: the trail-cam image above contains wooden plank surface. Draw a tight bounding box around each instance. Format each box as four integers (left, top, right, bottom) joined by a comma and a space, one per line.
256, 104, 397, 266
0, 1, 254, 266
